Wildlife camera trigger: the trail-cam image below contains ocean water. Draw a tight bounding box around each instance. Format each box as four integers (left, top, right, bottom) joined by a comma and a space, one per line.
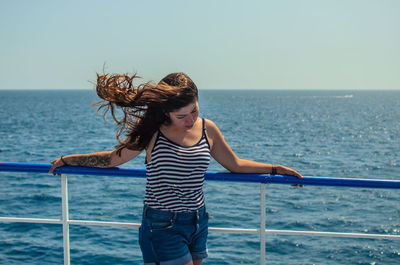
0, 89, 399, 265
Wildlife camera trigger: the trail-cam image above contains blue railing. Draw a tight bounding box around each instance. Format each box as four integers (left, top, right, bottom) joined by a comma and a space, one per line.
1, 162, 400, 265
2, 162, 400, 188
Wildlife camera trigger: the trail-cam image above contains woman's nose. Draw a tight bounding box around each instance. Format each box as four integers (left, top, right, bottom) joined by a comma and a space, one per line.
185, 116, 194, 124
185, 114, 196, 124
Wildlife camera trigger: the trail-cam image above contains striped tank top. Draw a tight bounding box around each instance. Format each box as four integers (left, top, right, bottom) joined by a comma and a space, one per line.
145, 118, 211, 212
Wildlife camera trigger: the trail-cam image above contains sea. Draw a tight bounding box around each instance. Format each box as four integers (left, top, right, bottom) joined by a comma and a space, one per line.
0, 89, 399, 265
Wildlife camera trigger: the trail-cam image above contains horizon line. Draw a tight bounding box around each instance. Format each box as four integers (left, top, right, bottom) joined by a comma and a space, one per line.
1, 88, 399, 91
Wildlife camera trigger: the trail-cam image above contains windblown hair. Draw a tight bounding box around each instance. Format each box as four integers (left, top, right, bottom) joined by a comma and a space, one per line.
95, 72, 198, 153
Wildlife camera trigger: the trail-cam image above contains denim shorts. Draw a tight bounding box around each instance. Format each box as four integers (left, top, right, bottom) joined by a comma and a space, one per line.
139, 205, 209, 265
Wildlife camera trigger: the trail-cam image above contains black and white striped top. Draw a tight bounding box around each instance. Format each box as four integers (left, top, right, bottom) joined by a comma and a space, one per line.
145, 118, 211, 212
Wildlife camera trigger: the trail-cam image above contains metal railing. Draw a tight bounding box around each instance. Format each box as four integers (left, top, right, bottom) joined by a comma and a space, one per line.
1, 162, 400, 265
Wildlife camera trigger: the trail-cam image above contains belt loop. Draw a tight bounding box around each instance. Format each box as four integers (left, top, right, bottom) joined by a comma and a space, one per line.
144, 205, 149, 218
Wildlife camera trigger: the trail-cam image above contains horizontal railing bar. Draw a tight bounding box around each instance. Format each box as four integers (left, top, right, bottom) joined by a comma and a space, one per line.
0, 162, 146, 178
0, 217, 62, 225
209, 227, 259, 234
69, 222, 260, 234
1, 162, 400, 189
1, 217, 399, 240
0, 217, 257, 233
68, 220, 141, 228
266, 229, 400, 240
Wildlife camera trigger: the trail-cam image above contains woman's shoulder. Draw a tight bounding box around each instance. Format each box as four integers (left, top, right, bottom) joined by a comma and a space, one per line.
204, 118, 217, 129
204, 118, 222, 136
145, 131, 159, 151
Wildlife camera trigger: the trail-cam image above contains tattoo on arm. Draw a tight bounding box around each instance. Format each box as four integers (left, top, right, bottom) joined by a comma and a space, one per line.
70, 153, 112, 168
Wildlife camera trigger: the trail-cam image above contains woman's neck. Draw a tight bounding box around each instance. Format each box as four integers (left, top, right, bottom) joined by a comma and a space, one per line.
160, 118, 203, 146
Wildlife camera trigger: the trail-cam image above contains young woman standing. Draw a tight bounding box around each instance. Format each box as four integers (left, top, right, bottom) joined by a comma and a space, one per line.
49, 72, 302, 265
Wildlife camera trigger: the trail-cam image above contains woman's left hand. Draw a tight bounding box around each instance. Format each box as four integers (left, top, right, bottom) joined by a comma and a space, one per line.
276, 165, 304, 187
277, 165, 303, 179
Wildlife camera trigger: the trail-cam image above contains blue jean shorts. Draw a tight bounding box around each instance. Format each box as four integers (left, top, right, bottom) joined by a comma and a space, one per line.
139, 205, 209, 265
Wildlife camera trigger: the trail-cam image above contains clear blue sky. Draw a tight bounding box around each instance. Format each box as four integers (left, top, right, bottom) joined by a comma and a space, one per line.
1, 0, 399, 90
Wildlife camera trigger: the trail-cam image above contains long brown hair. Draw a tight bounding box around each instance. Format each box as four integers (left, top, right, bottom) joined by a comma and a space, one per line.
95, 72, 198, 153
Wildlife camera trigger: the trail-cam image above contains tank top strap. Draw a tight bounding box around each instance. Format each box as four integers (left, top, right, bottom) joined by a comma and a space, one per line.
201, 118, 211, 148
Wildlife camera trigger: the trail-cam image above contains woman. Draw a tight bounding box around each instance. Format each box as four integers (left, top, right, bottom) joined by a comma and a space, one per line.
49, 72, 302, 265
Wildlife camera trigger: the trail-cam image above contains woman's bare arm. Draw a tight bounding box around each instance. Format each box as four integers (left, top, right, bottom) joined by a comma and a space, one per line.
48, 148, 142, 174
206, 119, 302, 178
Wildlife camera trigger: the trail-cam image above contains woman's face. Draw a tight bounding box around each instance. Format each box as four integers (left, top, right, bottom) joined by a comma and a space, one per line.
168, 101, 199, 130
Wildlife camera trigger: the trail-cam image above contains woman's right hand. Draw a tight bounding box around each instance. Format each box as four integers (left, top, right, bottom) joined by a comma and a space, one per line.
48, 157, 67, 174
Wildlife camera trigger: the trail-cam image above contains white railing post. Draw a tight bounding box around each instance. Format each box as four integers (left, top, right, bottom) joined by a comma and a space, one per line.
61, 174, 70, 265
260, 183, 266, 265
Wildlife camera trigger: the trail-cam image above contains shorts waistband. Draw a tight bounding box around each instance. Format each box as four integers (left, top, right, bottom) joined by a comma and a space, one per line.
143, 205, 207, 220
